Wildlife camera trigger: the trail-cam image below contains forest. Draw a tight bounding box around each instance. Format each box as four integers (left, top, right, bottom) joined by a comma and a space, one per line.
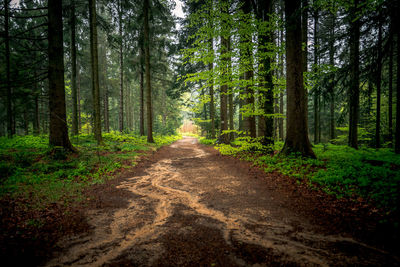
1, 0, 400, 265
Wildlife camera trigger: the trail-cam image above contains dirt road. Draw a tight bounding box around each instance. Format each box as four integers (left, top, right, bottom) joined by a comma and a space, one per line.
45, 137, 399, 266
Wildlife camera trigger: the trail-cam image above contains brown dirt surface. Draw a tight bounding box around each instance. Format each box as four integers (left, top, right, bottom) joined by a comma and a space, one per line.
7, 137, 400, 266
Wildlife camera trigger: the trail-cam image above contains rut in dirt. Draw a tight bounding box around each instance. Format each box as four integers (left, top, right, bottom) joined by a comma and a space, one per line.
45, 137, 399, 267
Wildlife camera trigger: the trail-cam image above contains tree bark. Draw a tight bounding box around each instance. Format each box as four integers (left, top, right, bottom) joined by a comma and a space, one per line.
279, 8, 284, 141
257, 0, 274, 147
395, 1, 400, 153
89, 0, 103, 144
301, 0, 308, 117
313, 10, 320, 144
241, 0, 256, 138
388, 21, 393, 147
70, 0, 78, 136
281, 0, 315, 158
375, 16, 382, 148
139, 47, 145, 136
348, 0, 360, 149
48, 0, 75, 151
118, 0, 124, 133
144, 0, 154, 143
228, 37, 234, 142
77, 61, 82, 132
33, 94, 40, 135
219, 34, 229, 144
4, 0, 14, 138
328, 13, 335, 140
102, 45, 110, 133
209, 37, 216, 139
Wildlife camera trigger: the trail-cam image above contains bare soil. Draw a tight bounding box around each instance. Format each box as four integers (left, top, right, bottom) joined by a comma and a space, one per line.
4, 137, 399, 266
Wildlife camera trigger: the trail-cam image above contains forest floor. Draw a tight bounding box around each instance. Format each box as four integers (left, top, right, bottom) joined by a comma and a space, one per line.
4, 136, 399, 266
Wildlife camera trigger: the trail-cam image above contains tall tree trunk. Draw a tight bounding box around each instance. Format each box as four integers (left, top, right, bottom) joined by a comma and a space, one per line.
219, 34, 229, 144
209, 37, 216, 139
241, 0, 256, 138
238, 85, 244, 132
118, 0, 124, 133
143, 0, 154, 143
279, 8, 284, 141
228, 37, 234, 142
281, 0, 315, 158
70, 0, 78, 135
4, 0, 13, 138
48, 0, 75, 151
302, 0, 308, 117
33, 68, 40, 135
257, 0, 274, 147
102, 46, 110, 133
375, 16, 382, 148
23, 106, 29, 135
395, 2, 400, 153
388, 22, 393, 147
77, 61, 82, 132
89, 0, 103, 144
348, 0, 360, 149
139, 48, 145, 136
208, 1, 215, 139
33, 94, 40, 135
313, 10, 320, 144
328, 13, 335, 140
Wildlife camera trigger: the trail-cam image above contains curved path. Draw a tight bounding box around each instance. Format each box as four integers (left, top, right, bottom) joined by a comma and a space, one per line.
45, 137, 398, 266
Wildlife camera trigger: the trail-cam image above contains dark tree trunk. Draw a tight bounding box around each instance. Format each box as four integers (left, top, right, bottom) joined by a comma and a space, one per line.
302, 0, 308, 117
395, 2, 400, 153
238, 85, 244, 132
348, 0, 360, 149
228, 37, 234, 142
118, 0, 124, 133
328, 13, 335, 140
241, 0, 256, 138
375, 16, 382, 148
4, 0, 13, 138
89, 0, 103, 144
281, 0, 315, 158
313, 11, 320, 144
48, 0, 75, 151
23, 107, 29, 135
209, 40, 216, 139
208, 7, 216, 139
257, 0, 274, 147
219, 34, 229, 144
33, 94, 40, 135
388, 22, 393, 147
144, 0, 154, 143
102, 46, 110, 133
279, 8, 284, 141
139, 49, 145, 136
77, 62, 82, 132
70, 0, 78, 136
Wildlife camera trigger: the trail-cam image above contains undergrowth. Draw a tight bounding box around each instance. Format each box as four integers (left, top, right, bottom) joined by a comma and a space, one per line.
0, 133, 180, 210
200, 137, 400, 218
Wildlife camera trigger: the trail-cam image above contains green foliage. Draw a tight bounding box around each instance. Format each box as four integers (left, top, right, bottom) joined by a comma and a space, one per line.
0, 134, 180, 209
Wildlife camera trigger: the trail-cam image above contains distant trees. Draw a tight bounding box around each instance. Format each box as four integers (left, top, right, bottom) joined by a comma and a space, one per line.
1, 0, 400, 156
180, 0, 399, 155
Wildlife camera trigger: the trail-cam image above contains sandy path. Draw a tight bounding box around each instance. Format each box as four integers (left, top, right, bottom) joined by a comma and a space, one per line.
45, 137, 398, 266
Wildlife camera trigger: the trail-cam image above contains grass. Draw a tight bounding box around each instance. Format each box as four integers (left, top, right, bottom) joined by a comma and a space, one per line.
0, 132, 181, 210
200, 137, 400, 217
